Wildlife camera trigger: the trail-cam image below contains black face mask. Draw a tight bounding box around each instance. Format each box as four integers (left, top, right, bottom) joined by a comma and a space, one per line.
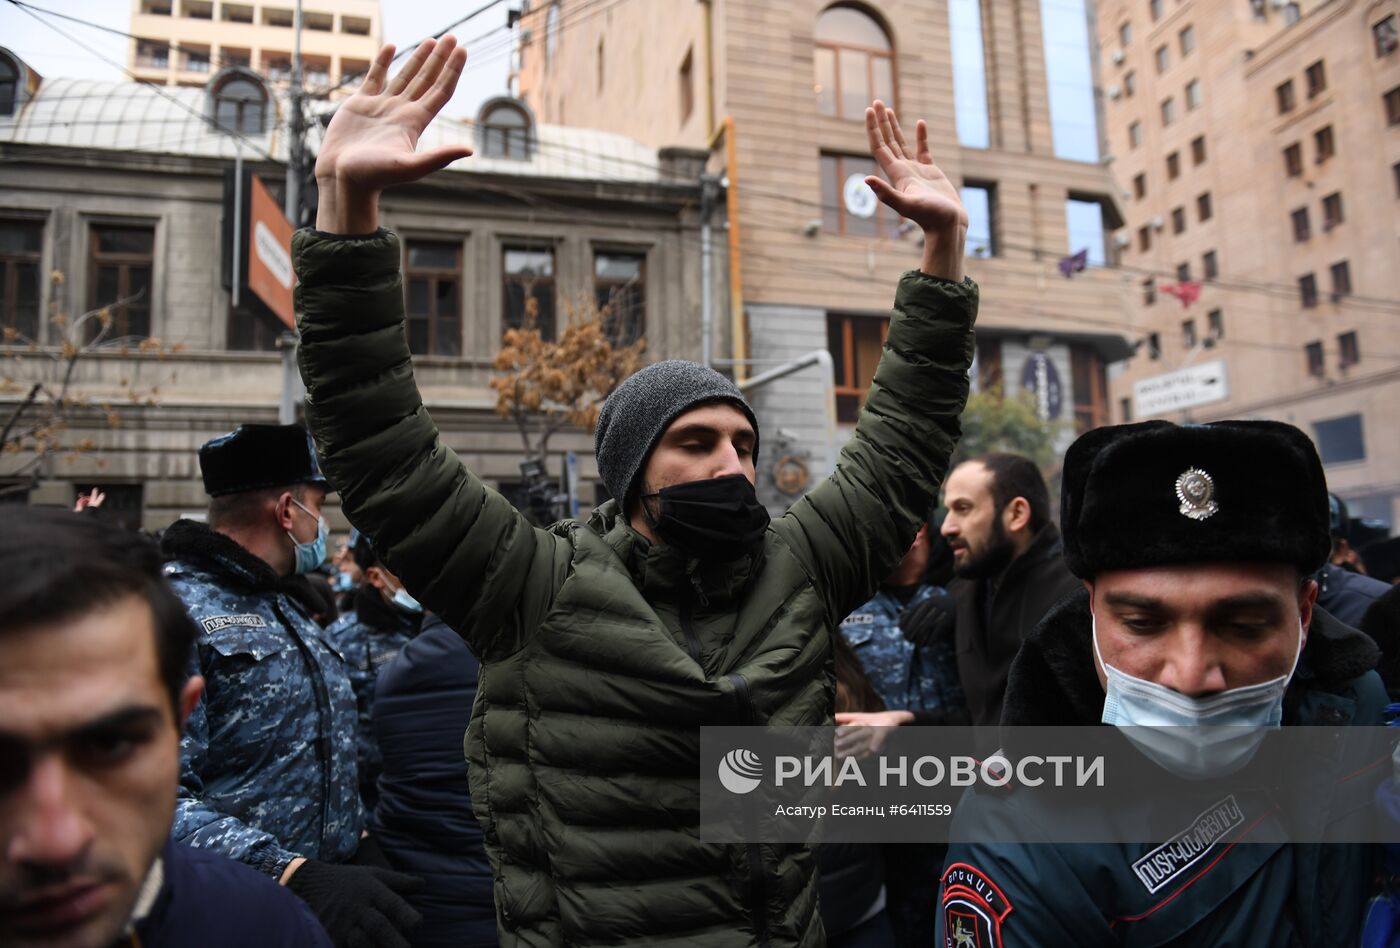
643, 474, 770, 562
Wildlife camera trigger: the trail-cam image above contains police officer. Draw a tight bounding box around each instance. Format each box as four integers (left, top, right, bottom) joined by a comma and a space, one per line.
935, 420, 1387, 947
161, 424, 422, 948
326, 533, 424, 809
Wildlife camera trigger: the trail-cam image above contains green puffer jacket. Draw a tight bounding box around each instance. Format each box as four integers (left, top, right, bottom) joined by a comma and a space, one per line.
293, 229, 977, 948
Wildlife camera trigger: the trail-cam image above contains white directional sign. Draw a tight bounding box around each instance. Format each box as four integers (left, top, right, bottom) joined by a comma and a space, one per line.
1133, 360, 1229, 418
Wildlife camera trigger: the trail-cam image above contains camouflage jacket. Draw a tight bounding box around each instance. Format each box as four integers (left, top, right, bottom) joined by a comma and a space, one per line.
161, 519, 364, 877
325, 586, 421, 805
839, 585, 965, 713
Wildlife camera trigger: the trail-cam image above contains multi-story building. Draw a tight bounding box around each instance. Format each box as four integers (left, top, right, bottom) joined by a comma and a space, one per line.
516, 0, 1134, 506
128, 0, 381, 94
1098, 0, 1400, 525
0, 48, 716, 530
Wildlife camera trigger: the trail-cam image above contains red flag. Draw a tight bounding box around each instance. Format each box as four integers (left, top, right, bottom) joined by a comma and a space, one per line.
1160, 281, 1202, 307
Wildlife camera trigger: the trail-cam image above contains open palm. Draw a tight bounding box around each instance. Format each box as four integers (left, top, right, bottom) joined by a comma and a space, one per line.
316, 37, 472, 192
864, 100, 968, 236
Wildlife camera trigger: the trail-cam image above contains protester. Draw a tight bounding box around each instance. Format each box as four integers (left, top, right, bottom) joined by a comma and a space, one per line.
0, 508, 333, 948
327, 533, 425, 808
370, 613, 496, 948
160, 423, 422, 947
936, 420, 1387, 945
1318, 493, 1390, 625
331, 529, 365, 612
294, 35, 975, 946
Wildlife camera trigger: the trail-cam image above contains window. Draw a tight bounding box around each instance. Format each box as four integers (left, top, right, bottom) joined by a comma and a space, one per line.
1155, 45, 1169, 73
135, 39, 169, 69
404, 240, 461, 356
962, 182, 998, 257
815, 5, 895, 121
262, 6, 293, 27
0, 53, 17, 117
222, 47, 251, 69
1161, 97, 1176, 125
1129, 121, 1142, 148
88, 224, 154, 339
1124, 71, 1137, 97
1283, 142, 1303, 176
1040, 0, 1100, 162
1144, 281, 1157, 306
1182, 319, 1196, 348
1305, 60, 1326, 97
1313, 414, 1366, 464
1197, 192, 1212, 221
479, 101, 533, 159
1376, 16, 1399, 57
140, 0, 172, 13
182, 0, 212, 18
1138, 225, 1151, 251
947, 0, 990, 147
594, 251, 646, 346
341, 15, 371, 36
821, 152, 903, 239
0, 218, 42, 339
1179, 26, 1195, 55
1291, 207, 1311, 241
263, 54, 291, 81
1066, 196, 1108, 266
827, 312, 889, 423
1321, 191, 1344, 230
1133, 173, 1147, 199
1277, 79, 1295, 114
1338, 331, 1359, 368
679, 47, 694, 123
1281, 2, 1301, 24
1167, 151, 1180, 179
221, 3, 253, 22
1147, 330, 1161, 355
1208, 308, 1224, 339
72, 483, 143, 531
1070, 344, 1109, 431
1202, 249, 1218, 281
1150, 0, 1164, 21
211, 74, 267, 134
1330, 260, 1351, 298
1386, 86, 1400, 126
339, 58, 369, 84
1314, 125, 1334, 163
1191, 135, 1206, 164
1176, 262, 1192, 282
1305, 341, 1325, 377
1185, 79, 1201, 110
1120, 21, 1132, 46
1299, 272, 1318, 307
503, 245, 556, 340
302, 11, 332, 31
1171, 206, 1186, 234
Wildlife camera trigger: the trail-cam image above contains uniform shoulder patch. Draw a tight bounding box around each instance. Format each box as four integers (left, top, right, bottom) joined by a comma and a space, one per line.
942, 862, 1013, 948
200, 614, 270, 634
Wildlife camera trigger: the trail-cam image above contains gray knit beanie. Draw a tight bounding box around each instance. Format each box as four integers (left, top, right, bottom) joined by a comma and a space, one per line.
594, 360, 760, 504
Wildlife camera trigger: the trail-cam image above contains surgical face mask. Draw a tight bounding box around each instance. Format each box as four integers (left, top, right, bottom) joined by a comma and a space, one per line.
642, 474, 770, 562
388, 583, 423, 614
286, 498, 328, 575
1094, 611, 1302, 781
332, 571, 355, 593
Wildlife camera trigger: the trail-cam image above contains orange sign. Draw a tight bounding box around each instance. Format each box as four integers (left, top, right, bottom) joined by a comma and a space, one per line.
247, 176, 296, 328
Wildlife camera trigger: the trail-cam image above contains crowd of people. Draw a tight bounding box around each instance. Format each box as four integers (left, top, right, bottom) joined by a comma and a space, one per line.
3, 34, 1399, 948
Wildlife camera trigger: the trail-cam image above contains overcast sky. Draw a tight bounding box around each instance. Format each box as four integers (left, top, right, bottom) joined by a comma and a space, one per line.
0, 1, 512, 117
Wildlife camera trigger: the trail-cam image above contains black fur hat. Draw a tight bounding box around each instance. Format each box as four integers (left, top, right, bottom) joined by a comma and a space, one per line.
199, 424, 327, 497
1060, 420, 1330, 578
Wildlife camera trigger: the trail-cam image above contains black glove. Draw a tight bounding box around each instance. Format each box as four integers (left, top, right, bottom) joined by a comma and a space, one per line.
899, 590, 956, 648
285, 858, 424, 948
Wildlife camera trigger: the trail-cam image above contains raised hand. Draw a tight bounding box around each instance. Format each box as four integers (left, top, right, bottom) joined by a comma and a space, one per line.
315, 37, 473, 234
864, 100, 968, 281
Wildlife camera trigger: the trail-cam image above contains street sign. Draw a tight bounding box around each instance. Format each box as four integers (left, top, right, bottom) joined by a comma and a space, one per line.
1133, 360, 1229, 417
247, 176, 296, 329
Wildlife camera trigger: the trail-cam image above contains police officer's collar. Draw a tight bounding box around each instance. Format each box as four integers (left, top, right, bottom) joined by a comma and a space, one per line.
160, 518, 286, 593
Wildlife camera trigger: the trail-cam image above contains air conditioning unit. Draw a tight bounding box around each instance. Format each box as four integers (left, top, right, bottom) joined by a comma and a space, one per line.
1150, 215, 1165, 231
1113, 233, 1132, 248
1112, 49, 1126, 65
1108, 84, 1122, 99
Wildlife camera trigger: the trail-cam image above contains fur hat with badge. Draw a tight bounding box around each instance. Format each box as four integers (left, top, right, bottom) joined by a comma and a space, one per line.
1059, 420, 1331, 579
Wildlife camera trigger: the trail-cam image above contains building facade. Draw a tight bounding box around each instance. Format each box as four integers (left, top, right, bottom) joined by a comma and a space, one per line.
1098, 0, 1400, 526
517, 0, 1134, 507
129, 0, 382, 93
0, 50, 717, 530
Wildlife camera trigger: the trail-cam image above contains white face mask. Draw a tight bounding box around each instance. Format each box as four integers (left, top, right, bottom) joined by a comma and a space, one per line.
1093, 611, 1303, 780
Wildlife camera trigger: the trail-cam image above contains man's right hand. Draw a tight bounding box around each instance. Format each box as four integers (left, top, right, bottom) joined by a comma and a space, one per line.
314, 36, 473, 235
283, 858, 424, 948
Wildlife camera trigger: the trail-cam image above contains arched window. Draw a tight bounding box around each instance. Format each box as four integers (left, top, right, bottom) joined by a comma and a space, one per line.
814, 5, 894, 119
210, 72, 267, 134
0, 53, 19, 118
479, 99, 534, 159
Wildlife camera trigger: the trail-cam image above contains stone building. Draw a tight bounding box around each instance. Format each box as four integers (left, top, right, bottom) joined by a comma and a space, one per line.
0, 48, 717, 530
516, 0, 1134, 505
1097, 0, 1400, 525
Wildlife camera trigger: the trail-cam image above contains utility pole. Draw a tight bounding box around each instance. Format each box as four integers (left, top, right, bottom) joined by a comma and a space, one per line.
279, 0, 304, 425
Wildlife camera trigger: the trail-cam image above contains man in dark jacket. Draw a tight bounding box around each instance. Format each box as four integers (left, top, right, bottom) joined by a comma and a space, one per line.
295, 36, 976, 947
0, 508, 332, 948
936, 420, 1388, 946
937, 453, 1079, 726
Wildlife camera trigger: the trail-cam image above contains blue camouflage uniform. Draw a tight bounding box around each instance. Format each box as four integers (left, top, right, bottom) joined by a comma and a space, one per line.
325, 585, 420, 806
162, 518, 364, 878
840, 584, 965, 713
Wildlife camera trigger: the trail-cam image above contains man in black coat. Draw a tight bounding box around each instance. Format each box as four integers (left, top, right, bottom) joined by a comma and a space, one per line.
937, 453, 1080, 726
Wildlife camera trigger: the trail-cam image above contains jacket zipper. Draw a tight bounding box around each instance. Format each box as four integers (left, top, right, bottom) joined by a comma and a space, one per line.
727, 671, 771, 948
678, 571, 708, 666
